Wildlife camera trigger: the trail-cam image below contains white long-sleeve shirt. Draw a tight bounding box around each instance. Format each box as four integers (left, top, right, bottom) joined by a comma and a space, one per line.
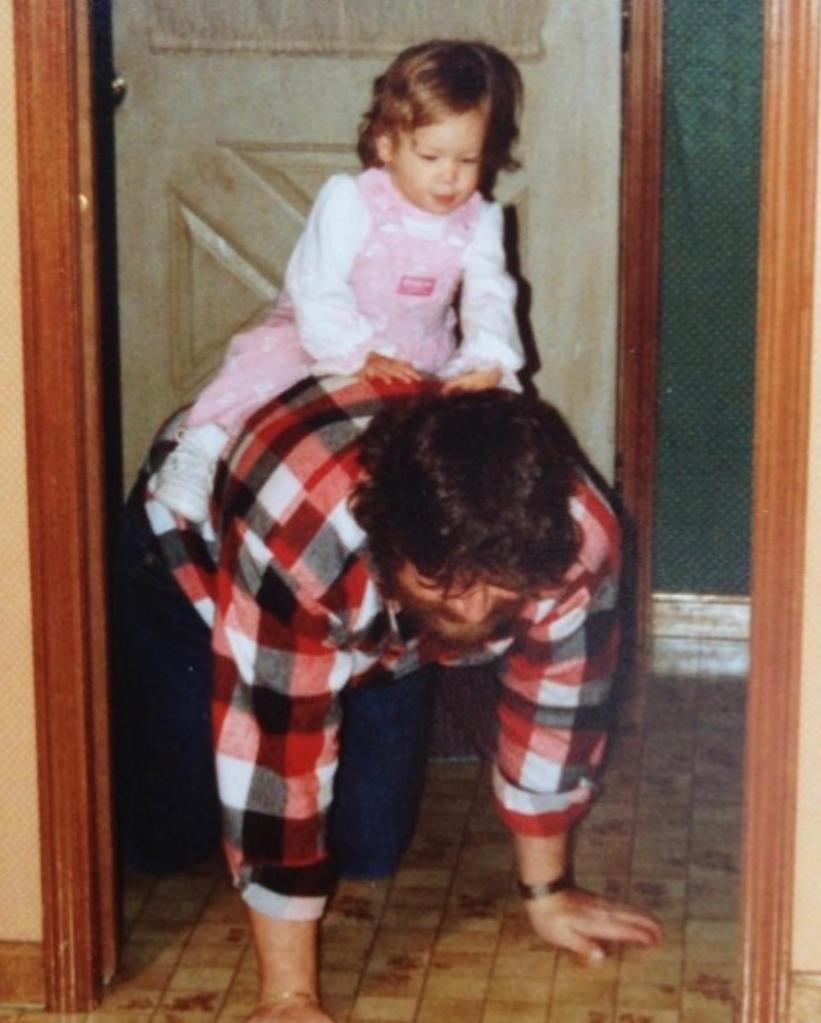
283, 171, 524, 386
187, 170, 526, 433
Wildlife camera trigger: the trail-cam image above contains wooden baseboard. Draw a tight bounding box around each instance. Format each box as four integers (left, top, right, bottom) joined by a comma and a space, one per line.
0, 942, 45, 1008
651, 592, 750, 640
790, 973, 821, 1021
648, 593, 750, 678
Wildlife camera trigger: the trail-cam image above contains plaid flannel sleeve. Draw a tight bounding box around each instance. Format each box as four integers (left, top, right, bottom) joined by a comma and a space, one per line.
493, 480, 622, 838
211, 518, 355, 921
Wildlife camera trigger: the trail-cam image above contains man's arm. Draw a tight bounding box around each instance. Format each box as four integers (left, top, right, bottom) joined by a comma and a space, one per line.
494, 496, 620, 842
211, 546, 348, 921
210, 520, 360, 1018
497, 482, 660, 960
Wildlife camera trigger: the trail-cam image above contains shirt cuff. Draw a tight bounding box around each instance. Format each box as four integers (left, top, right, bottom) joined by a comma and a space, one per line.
492, 764, 597, 836
241, 882, 327, 921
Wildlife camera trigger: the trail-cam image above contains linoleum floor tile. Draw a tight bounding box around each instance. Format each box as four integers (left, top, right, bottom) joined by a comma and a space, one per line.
16, 1015, 89, 1023
485, 974, 554, 1006
550, 970, 618, 1009
415, 999, 486, 1023
154, 988, 226, 1023
349, 994, 418, 1021
80, 1014, 152, 1023
546, 1006, 614, 1023
615, 1011, 679, 1023
482, 1000, 548, 1022
39, 644, 748, 1023
616, 980, 680, 1012
86, 990, 161, 1014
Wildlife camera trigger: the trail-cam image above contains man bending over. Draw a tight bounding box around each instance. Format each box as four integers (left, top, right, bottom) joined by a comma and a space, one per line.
138, 376, 659, 1022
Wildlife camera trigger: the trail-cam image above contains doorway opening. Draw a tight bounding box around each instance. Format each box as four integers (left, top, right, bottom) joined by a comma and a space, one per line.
13, 1, 815, 1018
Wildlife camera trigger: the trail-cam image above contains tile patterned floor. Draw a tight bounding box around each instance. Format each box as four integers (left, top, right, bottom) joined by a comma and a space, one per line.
4, 645, 745, 1023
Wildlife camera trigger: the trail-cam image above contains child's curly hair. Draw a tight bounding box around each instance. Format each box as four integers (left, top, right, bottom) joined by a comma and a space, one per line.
357, 40, 523, 180
351, 390, 583, 594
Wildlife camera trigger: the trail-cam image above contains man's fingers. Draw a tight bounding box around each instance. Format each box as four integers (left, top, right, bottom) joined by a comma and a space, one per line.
553, 913, 658, 966
580, 915, 659, 947
603, 903, 663, 942
576, 904, 662, 947
557, 929, 606, 963
526, 889, 662, 962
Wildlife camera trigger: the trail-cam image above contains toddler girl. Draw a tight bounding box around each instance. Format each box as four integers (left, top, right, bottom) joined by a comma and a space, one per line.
151, 39, 526, 521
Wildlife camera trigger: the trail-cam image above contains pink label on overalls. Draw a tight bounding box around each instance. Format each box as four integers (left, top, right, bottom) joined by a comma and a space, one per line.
397, 274, 436, 297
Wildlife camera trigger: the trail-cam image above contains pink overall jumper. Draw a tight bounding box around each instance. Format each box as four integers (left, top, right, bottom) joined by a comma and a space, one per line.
187, 168, 482, 433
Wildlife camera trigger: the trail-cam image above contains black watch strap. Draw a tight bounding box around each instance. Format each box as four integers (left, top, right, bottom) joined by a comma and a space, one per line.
516, 869, 574, 900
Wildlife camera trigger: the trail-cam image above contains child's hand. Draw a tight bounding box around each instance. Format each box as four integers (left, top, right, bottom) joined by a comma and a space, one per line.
441, 367, 503, 393
360, 353, 423, 383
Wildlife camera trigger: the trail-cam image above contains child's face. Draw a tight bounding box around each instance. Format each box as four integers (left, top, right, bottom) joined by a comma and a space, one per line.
375, 108, 486, 215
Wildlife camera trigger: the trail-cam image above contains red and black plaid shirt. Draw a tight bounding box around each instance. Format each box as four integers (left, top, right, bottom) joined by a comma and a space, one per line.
144, 376, 621, 918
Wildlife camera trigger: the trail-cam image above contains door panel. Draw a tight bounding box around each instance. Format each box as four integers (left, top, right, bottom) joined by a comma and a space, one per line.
113, 0, 621, 484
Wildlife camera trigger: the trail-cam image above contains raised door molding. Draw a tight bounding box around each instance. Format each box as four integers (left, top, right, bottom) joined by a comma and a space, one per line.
147, 0, 551, 57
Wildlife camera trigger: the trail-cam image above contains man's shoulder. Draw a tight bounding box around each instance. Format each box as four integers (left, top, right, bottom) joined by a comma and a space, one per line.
218, 376, 424, 516
228, 376, 408, 459
569, 470, 622, 573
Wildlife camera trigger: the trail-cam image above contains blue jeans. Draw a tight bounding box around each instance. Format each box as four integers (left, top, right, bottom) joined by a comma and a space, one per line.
112, 488, 432, 877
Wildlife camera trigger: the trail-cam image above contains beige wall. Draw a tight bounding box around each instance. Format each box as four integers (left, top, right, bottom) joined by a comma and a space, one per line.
0, 5, 42, 941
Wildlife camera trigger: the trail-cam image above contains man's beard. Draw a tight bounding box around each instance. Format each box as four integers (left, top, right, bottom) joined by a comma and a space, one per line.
396, 589, 525, 650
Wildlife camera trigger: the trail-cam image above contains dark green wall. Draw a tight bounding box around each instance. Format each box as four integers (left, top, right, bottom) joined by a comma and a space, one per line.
652, 0, 762, 594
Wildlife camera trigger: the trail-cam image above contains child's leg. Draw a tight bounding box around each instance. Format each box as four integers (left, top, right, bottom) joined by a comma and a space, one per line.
187, 319, 312, 432
152, 319, 313, 522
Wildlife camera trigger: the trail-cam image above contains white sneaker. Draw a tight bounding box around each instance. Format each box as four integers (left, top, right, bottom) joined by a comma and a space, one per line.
149, 428, 221, 522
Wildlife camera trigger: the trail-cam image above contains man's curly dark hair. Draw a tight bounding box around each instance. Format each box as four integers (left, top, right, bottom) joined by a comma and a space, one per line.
351, 390, 582, 593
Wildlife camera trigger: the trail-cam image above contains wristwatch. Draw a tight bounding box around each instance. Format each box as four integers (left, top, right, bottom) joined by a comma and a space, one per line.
516, 868, 574, 900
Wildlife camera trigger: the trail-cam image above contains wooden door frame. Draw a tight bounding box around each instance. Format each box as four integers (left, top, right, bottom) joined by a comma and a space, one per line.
741, 0, 819, 1017
617, 0, 663, 657
12, 0, 817, 1015
13, 0, 115, 1009
618, 1, 819, 1019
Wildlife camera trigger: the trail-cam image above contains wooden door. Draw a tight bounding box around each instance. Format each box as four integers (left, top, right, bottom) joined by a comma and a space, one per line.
112, 1, 623, 486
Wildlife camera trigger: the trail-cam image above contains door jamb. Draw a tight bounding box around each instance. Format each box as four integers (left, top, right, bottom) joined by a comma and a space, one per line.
13, 0, 114, 1008
742, 1, 819, 1017
617, 1, 820, 1019
617, 0, 663, 666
